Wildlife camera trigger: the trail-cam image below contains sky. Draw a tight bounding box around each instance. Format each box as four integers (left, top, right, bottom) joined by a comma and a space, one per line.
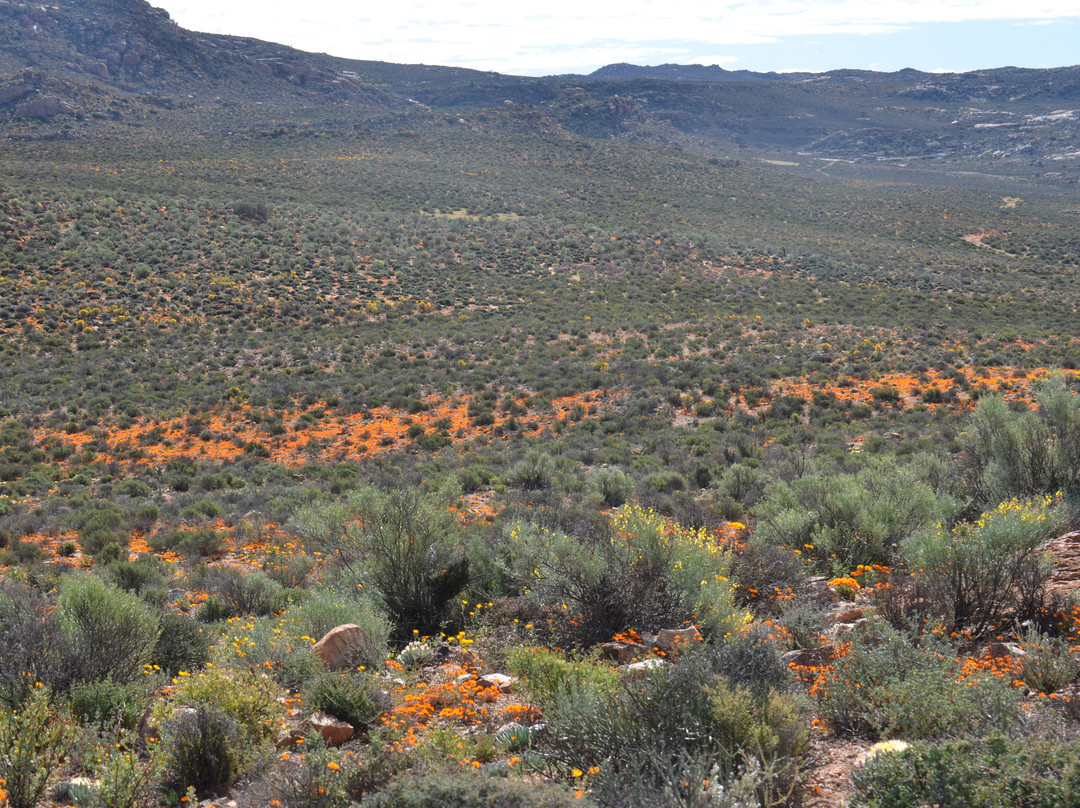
157, 0, 1080, 77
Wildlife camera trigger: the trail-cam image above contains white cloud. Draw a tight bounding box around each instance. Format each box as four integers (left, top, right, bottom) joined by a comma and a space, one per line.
160, 0, 1080, 73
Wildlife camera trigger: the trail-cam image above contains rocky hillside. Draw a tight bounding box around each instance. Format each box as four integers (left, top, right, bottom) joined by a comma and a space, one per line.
1, 0, 1079, 179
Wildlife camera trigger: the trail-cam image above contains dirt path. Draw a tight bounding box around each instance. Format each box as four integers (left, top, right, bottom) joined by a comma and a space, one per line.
962, 232, 1015, 256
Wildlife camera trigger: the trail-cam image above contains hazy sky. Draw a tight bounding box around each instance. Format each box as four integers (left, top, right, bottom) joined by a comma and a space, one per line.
157, 0, 1080, 76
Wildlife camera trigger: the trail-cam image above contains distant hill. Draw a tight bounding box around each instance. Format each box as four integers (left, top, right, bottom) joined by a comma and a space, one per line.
1, 0, 1078, 180
587, 62, 796, 82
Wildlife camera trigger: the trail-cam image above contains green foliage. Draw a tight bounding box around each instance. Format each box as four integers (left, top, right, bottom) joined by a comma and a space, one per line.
505, 505, 747, 645
259, 735, 351, 808
163, 665, 283, 747
539, 652, 808, 807
55, 573, 162, 689
585, 467, 633, 507
152, 612, 212, 677
68, 676, 148, 730
753, 457, 957, 571
506, 646, 620, 709
851, 734, 1080, 808
0, 687, 78, 808
364, 770, 596, 808
303, 670, 381, 729
148, 527, 225, 557
900, 495, 1068, 636
817, 622, 1021, 740
1017, 626, 1078, 694
106, 556, 171, 604
291, 483, 469, 641
0, 580, 52, 707
89, 727, 167, 808
194, 567, 284, 617
160, 702, 242, 799
964, 375, 1080, 506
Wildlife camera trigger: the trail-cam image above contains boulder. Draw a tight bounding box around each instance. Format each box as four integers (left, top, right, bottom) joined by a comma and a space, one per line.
17, 97, 72, 119
306, 711, 354, 747
311, 624, 371, 670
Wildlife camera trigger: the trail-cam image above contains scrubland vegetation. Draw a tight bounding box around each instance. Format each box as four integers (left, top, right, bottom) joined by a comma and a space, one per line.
1, 98, 1079, 807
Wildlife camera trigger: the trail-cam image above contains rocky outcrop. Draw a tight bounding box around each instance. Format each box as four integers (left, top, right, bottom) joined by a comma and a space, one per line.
1044, 530, 1080, 595
16, 96, 72, 118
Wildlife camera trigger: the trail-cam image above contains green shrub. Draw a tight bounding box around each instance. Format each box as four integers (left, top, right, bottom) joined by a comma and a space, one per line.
262, 552, 318, 588
816, 622, 1020, 740
160, 703, 242, 799
964, 375, 1080, 507
0, 687, 78, 808
698, 627, 791, 699
152, 613, 212, 677
68, 676, 147, 729
87, 727, 167, 808
364, 770, 596, 808
106, 557, 170, 600
506, 647, 620, 709
257, 735, 350, 808
0, 537, 49, 566
1017, 626, 1078, 695
851, 734, 1080, 808
164, 666, 282, 747
586, 467, 633, 507
753, 457, 957, 572
506, 505, 748, 645
148, 527, 224, 557
303, 670, 381, 729
55, 573, 161, 689
0, 581, 52, 707
539, 652, 808, 807
901, 495, 1068, 637
290, 484, 469, 642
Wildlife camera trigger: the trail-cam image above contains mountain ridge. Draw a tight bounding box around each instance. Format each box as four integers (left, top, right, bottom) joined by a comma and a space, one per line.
1, 0, 1078, 180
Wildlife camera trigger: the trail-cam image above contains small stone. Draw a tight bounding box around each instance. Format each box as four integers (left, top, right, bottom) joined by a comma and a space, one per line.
478, 673, 516, 694
370, 689, 393, 714
833, 608, 865, 624
306, 711, 354, 747
275, 728, 305, 749
654, 626, 702, 654
626, 658, 667, 679
984, 642, 1025, 659
782, 646, 836, 668
600, 641, 647, 663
